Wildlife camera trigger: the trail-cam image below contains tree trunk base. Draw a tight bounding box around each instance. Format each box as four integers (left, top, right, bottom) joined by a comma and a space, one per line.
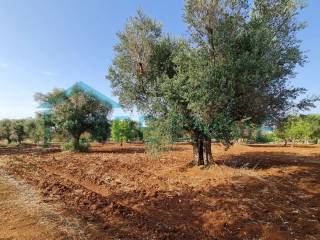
192, 136, 214, 166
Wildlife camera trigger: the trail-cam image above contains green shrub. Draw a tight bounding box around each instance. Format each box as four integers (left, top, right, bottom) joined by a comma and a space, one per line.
63, 136, 90, 152
143, 120, 174, 159
256, 133, 279, 143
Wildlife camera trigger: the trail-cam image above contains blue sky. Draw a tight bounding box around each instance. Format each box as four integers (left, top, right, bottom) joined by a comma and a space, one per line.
0, 0, 319, 119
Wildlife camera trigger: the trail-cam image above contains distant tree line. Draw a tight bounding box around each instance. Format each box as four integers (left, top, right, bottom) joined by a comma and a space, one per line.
0, 88, 143, 151
1, 113, 318, 149
0, 116, 143, 150
0, 119, 28, 144
226, 114, 320, 145
275, 114, 320, 145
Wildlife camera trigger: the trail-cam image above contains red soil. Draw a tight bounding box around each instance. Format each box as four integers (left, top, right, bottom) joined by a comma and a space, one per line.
1, 143, 320, 239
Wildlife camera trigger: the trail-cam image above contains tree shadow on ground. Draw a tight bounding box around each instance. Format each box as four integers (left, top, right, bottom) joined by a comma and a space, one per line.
0, 144, 61, 156
89, 147, 146, 154
88, 144, 190, 154
246, 144, 320, 149
217, 151, 320, 170
70, 166, 320, 240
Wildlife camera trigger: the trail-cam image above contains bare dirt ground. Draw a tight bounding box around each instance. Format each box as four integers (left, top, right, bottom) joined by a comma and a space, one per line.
0, 143, 320, 239
0, 157, 110, 240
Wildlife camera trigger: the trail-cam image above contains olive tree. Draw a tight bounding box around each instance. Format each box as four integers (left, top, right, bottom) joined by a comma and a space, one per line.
24, 117, 45, 144
111, 119, 142, 145
11, 120, 26, 144
108, 1, 316, 165
0, 119, 12, 144
111, 119, 130, 145
36, 88, 112, 151
306, 114, 320, 143
276, 114, 320, 145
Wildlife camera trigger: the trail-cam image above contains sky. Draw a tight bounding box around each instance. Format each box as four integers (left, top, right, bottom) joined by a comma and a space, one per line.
0, 0, 319, 119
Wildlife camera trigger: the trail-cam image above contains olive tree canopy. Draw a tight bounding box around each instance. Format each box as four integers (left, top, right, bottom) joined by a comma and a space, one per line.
108, 1, 317, 165
35, 87, 112, 151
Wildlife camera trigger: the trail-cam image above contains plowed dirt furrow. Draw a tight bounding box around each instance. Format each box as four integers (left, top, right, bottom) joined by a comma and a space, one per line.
44, 165, 111, 197
0, 168, 109, 240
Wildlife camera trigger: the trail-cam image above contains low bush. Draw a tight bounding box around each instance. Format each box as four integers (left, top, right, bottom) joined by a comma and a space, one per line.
256, 133, 279, 143
63, 136, 90, 152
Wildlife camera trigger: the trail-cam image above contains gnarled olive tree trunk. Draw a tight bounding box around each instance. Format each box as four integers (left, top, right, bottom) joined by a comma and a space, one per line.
203, 136, 213, 165
72, 133, 81, 151
192, 133, 213, 165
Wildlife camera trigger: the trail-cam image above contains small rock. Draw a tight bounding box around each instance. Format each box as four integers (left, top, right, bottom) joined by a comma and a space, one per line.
90, 204, 98, 211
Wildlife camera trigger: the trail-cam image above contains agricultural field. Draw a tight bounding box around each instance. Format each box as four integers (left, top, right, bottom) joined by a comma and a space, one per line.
1, 143, 319, 239
1, 0, 320, 239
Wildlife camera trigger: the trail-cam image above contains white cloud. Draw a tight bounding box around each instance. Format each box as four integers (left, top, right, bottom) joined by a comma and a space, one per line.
42, 71, 58, 76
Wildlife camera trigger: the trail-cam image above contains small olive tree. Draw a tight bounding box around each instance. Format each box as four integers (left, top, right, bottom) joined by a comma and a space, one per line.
276, 114, 320, 145
36, 88, 112, 151
111, 119, 141, 145
24, 117, 45, 144
0, 119, 12, 144
306, 115, 320, 143
11, 120, 26, 144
